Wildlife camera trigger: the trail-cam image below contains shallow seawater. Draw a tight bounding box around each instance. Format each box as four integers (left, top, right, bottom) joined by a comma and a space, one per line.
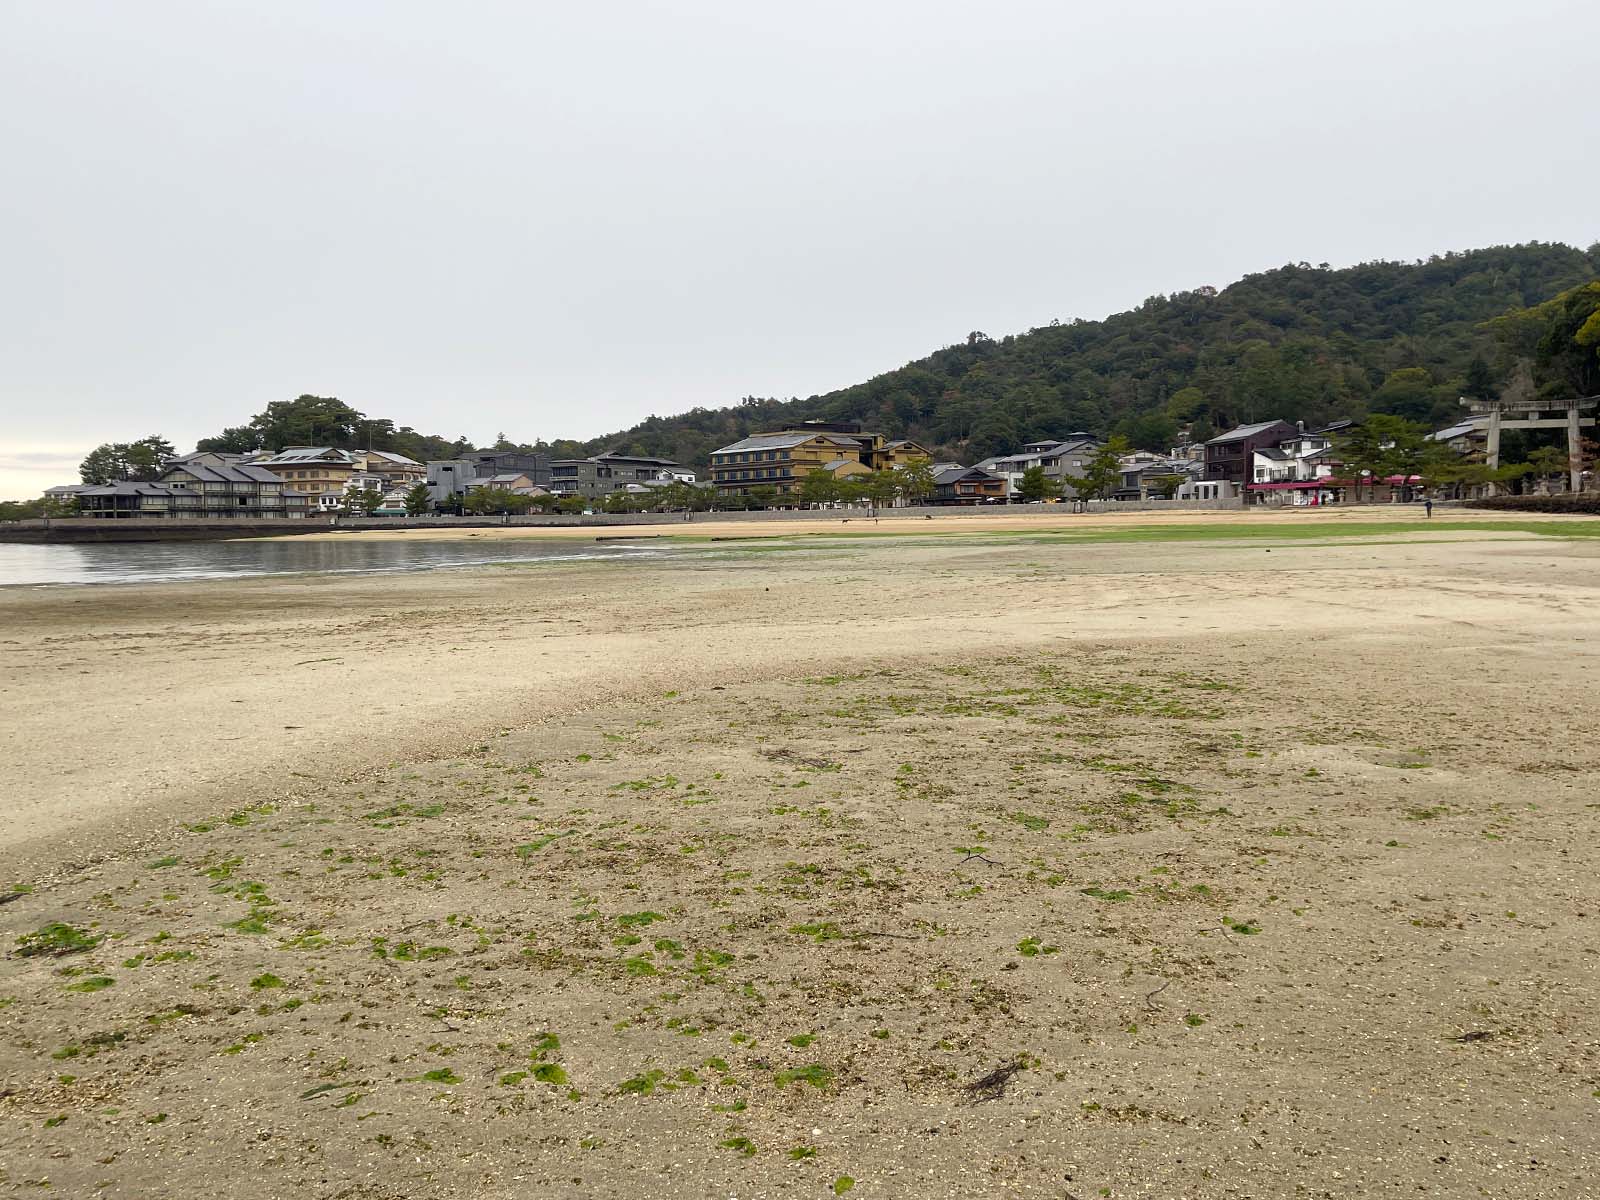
0, 537, 676, 587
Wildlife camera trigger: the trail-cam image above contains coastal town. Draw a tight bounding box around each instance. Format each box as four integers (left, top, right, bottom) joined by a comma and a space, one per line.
19, 391, 1598, 524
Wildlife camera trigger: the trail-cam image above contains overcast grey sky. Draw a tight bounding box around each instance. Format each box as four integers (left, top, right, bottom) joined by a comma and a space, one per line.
3, 0, 1597, 498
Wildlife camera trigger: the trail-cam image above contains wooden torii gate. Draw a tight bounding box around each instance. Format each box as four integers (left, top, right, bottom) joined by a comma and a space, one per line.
1463, 394, 1597, 491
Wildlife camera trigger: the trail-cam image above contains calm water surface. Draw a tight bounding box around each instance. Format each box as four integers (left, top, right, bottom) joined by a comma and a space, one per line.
0, 537, 675, 587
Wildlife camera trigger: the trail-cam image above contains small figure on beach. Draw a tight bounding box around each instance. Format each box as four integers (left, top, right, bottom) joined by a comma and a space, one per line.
1424, 497, 1433, 518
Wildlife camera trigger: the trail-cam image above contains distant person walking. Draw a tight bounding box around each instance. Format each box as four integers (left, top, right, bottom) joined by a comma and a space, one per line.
1423, 496, 1433, 518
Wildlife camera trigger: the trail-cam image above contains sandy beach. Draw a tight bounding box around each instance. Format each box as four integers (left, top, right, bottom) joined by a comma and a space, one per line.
2, 511, 1598, 1197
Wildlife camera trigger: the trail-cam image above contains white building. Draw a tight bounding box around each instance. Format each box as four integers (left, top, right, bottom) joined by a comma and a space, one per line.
1247, 427, 1344, 506
1175, 478, 1237, 501
974, 436, 1099, 500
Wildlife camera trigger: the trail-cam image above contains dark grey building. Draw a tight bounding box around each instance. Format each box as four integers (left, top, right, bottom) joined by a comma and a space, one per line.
548, 454, 687, 500
425, 459, 479, 506
1204, 420, 1298, 485
473, 451, 550, 485
76, 462, 311, 518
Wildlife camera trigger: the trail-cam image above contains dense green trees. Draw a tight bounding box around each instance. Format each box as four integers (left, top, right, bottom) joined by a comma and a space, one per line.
247, 396, 364, 450
196, 394, 473, 462
1016, 465, 1060, 502
340, 487, 387, 515
403, 482, 432, 516
858, 471, 901, 509
193, 425, 260, 454
1370, 368, 1437, 422
631, 481, 716, 512
744, 484, 781, 509
1529, 283, 1599, 397
78, 436, 177, 484
795, 471, 842, 506
897, 458, 936, 504
1523, 446, 1571, 483
0, 496, 78, 521
463, 487, 534, 515
1334, 415, 1453, 500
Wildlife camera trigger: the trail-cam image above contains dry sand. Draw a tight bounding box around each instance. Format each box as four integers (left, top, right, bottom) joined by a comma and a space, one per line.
2, 513, 1598, 1197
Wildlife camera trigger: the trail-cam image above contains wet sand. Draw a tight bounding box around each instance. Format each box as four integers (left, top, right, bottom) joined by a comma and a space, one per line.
1, 517, 1598, 1197
285, 504, 1596, 542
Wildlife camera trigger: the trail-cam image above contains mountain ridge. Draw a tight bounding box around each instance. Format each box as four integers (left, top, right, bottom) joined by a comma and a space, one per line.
570, 241, 1600, 470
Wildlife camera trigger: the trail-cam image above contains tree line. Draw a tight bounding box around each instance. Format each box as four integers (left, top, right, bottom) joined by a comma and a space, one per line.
59, 243, 1600, 503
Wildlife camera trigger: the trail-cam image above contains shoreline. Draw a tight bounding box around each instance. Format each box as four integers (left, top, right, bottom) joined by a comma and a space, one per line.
10, 502, 1598, 548
3, 509, 1595, 592
276, 505, 1599, 543
4, 508, 1597, 590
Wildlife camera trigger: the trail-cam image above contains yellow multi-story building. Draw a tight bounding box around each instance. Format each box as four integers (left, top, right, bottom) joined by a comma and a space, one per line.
255, 447, 360, 511
707, 422, 930, 496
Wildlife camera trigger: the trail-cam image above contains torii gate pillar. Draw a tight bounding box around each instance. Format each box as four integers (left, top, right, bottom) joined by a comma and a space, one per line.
1571, 404, 1584, 493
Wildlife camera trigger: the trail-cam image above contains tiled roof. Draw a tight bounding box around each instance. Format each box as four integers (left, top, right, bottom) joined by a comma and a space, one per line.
552, 454, 683, 468
1429, 420, 1485, 442
1022, 437, 1098, 454
715, 434, 804, 452
592, 454, 683, 467
165, 462, 283, 484
79, 482, 181, 497
934, 466, 1000, 484
257, 448, 358, 466
713, 432, 863, 454
1208, 420, 1292, 445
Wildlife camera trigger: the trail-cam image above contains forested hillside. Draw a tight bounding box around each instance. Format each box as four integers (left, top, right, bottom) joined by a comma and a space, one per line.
579, 242, 1600, 468
183, 242, 1600, 475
